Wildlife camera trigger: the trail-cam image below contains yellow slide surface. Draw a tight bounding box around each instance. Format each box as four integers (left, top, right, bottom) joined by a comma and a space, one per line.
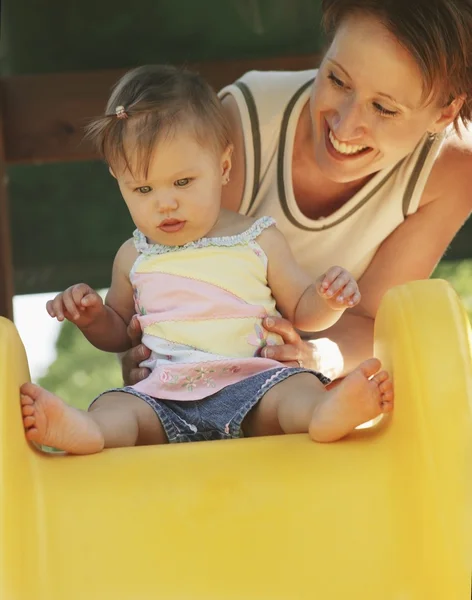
1, 279, 471, 599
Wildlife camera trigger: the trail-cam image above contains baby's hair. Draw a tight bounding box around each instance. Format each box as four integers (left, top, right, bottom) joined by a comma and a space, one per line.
86, 64, 232, 177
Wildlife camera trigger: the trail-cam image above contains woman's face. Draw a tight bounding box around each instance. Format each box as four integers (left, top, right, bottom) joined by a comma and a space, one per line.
310, 13, 449, 183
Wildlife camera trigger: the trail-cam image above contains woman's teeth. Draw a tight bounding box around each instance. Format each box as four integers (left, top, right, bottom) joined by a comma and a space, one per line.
329, 129, 368, 155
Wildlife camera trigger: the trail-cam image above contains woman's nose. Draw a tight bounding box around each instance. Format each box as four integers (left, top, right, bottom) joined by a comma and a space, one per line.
330, 98, 367, 142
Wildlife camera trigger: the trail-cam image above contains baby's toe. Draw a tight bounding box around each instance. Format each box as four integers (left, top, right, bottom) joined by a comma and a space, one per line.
25, 427, 40, 442
381, 399, 393, 413
379, 379, 393, 394
22, 404, 35, 417
372, 370, 389, 385
20, 392, 34, 406
24, 415, 36, 428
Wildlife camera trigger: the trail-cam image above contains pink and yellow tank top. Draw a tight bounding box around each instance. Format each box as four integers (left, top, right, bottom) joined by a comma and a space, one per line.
130, 217, 284, 401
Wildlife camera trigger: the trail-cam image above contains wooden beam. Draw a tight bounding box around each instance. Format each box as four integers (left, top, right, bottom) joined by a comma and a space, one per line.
1, 54, 320, 165
0, 87, 14, 319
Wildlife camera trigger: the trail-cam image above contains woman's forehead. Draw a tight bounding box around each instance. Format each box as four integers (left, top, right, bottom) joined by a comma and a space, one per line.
326, 13, 431, 109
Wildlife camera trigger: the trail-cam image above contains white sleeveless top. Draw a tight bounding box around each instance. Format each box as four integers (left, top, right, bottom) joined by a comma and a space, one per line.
219, 70, 446, 281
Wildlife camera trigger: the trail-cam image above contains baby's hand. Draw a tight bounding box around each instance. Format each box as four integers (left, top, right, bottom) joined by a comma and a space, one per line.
316, 266, 361, 310
46, 284, 104, 326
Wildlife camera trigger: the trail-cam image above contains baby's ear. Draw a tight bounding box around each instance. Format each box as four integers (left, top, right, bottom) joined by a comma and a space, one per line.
221, 144, 233, 180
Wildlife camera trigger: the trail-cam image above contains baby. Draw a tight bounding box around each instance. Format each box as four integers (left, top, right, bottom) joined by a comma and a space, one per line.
20, 65, 393, 453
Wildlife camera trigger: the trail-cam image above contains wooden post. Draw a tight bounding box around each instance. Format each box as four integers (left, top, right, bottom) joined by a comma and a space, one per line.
0, 83, 14, 320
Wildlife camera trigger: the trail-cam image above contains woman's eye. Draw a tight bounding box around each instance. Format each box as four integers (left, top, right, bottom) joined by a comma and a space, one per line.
174, 178, 190, 187
328, 71, 345, 89
373, 102, 398, 117
136, 186, 152, 194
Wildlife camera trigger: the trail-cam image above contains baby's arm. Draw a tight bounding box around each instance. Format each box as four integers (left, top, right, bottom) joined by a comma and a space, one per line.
46, 240, 137, 352
258, 227, 360, 332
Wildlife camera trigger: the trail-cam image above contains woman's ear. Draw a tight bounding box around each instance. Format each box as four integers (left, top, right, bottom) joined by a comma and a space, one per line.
430, 95, 465, 133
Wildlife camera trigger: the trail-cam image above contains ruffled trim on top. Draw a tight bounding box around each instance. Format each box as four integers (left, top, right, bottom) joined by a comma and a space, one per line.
133, 216, 275, 255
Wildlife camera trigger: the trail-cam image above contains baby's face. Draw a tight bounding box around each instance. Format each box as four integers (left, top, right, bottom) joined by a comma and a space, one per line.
114, 129, 230, 246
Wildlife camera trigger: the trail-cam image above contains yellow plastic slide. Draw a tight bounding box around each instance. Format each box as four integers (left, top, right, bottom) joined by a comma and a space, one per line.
1, 279, 471, 600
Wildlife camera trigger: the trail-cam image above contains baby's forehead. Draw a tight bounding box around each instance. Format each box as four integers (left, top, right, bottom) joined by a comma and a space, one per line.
117, 144, 218, 184
109, 117, 224, 181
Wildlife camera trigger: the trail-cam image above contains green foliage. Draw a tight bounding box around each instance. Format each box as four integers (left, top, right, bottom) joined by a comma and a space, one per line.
433, 260, 472, 322
38, 319, 122, 410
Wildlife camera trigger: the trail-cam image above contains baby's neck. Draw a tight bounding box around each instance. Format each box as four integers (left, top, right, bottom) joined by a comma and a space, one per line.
205, 208, 252, 238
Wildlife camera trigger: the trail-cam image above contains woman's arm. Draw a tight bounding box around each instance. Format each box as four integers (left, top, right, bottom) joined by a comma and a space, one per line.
356, 136, 472, 319
263, 136, 472, 378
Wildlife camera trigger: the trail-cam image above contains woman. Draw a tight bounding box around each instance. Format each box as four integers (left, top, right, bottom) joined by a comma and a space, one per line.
123, 0, 472, 384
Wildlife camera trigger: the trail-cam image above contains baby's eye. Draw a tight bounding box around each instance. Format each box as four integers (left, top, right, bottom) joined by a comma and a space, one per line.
136, 186, 152, 194
174, 178, 191, 187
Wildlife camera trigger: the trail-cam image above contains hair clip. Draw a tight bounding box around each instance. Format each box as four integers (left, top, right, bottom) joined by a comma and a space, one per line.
115, 105, 128, 119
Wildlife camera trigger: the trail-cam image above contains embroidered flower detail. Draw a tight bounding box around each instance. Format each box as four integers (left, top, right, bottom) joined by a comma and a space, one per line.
191, 367, 216, 388
193, 367, 215, 378
182, 377, 197, 391
158, 364, 242, 392
223, 365, 241, 374
247, 323, 278, 356
159, 370, 173, 383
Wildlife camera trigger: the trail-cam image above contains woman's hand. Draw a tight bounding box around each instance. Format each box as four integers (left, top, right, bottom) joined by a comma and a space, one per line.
261, 316, 322, 371
121, 316, 152, 386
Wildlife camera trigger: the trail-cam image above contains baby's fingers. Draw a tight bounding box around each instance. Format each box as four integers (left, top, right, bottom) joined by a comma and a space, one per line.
320, 266, 344, 292
323, 271, 352, 298
335, 280, 360, 306
80, 292, 102, 309
70, 283, 92, 307
46, 299, 58, 318
46, 295, 66, 321
62, 289, 82, 321
347, 291, 361, 307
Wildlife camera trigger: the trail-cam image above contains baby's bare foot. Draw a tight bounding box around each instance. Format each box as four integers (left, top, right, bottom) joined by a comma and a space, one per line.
20, 382, 104, 454
309, 358, 393, 443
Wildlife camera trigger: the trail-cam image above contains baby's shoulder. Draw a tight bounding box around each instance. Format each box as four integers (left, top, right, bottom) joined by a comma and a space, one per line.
114, 238, 139, 273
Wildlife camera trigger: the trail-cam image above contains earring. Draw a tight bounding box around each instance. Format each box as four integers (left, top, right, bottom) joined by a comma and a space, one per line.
428, 131, 438, 141
223, 175, 230, 185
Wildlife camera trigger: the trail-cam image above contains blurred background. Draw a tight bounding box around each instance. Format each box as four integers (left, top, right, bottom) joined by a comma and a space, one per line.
1, 0, 470, 408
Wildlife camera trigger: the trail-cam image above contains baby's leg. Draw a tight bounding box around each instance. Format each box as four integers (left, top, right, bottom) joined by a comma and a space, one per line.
20, 383, 166, 454
243, 358, 393, 442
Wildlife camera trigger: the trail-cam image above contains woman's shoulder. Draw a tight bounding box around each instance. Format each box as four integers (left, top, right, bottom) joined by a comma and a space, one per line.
235, 68, 318, 90
423, 125, 472, 206
221, 69, 317, 109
